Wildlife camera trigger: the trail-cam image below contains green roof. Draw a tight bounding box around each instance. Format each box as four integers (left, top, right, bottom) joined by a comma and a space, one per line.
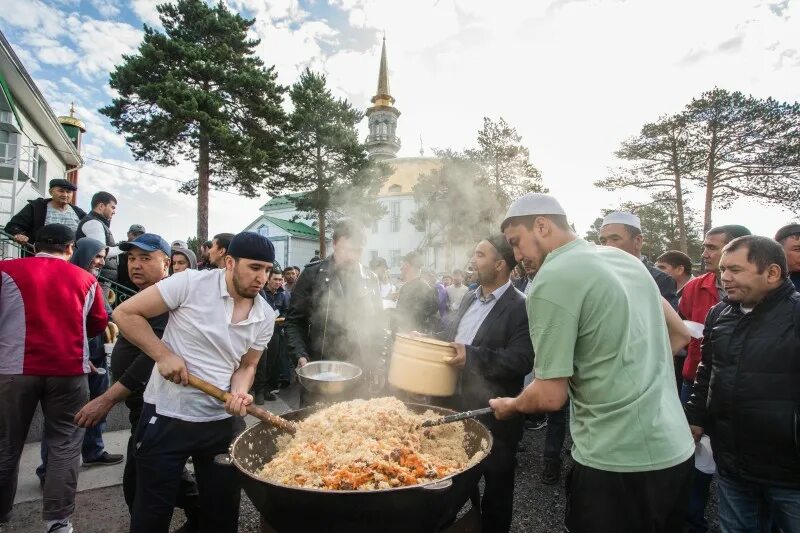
260, 193, 305, 212
0, 72, 22, 131
263, 216, 319, 239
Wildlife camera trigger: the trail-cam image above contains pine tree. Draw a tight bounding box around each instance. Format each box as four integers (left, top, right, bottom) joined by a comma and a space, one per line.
100, 0, 287, 240
278, 69, 386, 258
684, 88, 800, 233
596, 114, 701, 252
465, 117, 546, 210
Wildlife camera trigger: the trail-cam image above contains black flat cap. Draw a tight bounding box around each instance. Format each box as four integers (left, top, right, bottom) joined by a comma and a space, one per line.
775, 223, 800, 242
48, 178, 77, 191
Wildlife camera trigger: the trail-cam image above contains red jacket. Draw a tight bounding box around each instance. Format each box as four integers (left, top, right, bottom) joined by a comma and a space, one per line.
679, 271, 719, 381
0, 256, 108, 376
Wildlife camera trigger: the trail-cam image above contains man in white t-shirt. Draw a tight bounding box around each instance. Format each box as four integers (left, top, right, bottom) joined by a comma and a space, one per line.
446, 269, 468, 312
112, 231, 275, 533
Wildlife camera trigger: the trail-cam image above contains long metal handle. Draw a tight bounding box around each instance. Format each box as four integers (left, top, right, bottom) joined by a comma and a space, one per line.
187, 374, 296, 434
420, 407, 494, 428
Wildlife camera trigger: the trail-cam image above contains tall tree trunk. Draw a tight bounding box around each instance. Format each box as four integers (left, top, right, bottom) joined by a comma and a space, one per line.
703, 127, 718, 235
318, 208, 326, 259
670, 140, 688, 253
198, 125, 210, 242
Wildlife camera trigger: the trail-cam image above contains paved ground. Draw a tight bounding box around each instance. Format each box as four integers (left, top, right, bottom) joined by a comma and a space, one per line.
6, 386, 720, 532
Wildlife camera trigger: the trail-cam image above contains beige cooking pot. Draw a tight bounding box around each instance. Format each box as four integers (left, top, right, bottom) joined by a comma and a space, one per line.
388, 334, 458, 397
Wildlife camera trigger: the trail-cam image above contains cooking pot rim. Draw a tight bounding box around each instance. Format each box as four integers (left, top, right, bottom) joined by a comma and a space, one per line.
228, 401, 494, 494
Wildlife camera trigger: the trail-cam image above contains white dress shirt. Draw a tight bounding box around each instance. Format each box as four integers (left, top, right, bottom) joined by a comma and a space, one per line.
144, 269, 274, 422
454, 280, 512, 345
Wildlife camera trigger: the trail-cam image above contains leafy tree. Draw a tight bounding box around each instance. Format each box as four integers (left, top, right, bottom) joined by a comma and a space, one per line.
596, 114, 701, 252
410, 150, 501, 265
100, 0, 287, 240
464, 117, 546, 210
585, 193, 704, 261
277, 69, 386, 258
685, 88, 800, 233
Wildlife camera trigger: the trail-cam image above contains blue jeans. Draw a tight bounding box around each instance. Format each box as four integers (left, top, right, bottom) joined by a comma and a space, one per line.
36, 366, 109, 481
718, 474, 800, 533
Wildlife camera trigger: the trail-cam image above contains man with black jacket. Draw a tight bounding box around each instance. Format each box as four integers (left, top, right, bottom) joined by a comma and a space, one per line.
76, 191, 119, 284
685, 236, 800, 532
285, 220, 383, 403
73, 233, 199, 532
438, 235, 533, 533
4, 179, 86, 250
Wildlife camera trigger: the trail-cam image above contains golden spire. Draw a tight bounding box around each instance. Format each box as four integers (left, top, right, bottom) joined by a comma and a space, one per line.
59, 101, 86, 131
371, 37, 394, 106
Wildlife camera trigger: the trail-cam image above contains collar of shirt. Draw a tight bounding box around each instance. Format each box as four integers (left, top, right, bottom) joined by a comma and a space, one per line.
476, 279, 512, 303
216, 269, 269, 326
35, 252, 67, 260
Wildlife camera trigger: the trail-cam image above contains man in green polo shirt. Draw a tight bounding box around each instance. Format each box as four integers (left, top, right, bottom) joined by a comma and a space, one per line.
491, 193, 694, 533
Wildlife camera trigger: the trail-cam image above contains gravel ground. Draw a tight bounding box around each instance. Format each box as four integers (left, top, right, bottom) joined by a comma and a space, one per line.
6, 424, 721, 533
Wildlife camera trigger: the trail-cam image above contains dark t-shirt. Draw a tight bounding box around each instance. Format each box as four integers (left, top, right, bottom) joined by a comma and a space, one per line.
110, 312, 168, 425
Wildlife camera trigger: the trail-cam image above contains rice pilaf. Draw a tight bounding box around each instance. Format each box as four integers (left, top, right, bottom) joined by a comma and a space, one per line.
257, 397, 484, 490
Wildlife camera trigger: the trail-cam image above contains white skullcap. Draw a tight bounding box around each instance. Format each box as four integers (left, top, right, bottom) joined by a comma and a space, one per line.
502, 193, 567, 228
602, 211, 641, 230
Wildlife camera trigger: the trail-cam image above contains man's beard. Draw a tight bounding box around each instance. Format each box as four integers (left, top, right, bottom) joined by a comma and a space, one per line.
90, 267, 101, 277
232, 272, 259, 299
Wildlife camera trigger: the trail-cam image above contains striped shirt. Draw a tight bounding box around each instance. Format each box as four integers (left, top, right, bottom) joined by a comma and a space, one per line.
45, 203, 81, 231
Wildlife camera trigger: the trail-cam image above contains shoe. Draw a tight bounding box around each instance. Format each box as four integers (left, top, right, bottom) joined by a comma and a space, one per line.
541, 457, 562, 485
83, 451, 123, 466
265, 391, 277, 401
254, 390, 265, 405
172, 521, 199, 533
45, 519, 73, 533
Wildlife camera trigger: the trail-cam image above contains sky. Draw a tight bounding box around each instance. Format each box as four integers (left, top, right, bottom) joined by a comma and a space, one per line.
1, 0, 799, 243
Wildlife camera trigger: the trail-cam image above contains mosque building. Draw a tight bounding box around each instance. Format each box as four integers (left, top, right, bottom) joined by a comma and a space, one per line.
244, 39, 470, 274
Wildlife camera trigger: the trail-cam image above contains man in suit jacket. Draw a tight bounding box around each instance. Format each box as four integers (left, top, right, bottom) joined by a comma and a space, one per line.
437, 234, 534, 533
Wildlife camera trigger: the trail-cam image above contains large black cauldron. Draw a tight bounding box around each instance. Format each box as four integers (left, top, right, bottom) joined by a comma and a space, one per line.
226, 403, 493, 533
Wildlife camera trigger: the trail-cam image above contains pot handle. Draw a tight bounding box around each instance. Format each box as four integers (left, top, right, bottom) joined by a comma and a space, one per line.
214, 453, 233, 467
421, 478, 453, 491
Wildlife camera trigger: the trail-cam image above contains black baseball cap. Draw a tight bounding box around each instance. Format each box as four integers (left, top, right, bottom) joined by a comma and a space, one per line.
35, 223, 76, 245
120, 233, 171, 256
49, 178, 77, 191
227, 232, 275, 263
128, 224, 146, 234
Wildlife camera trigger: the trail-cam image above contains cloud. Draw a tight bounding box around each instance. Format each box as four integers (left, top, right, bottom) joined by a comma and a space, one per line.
36, 46, 80, 66
90, 0, 121, 18
131, 0, 164, 27
0, 0, 66, 37
68, 18, 142, 78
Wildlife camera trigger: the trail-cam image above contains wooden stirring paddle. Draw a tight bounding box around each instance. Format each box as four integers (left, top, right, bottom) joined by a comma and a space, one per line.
187, 374, 296, 434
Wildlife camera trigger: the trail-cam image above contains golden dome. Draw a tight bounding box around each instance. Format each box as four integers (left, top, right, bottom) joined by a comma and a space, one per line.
378, 157, 442, 196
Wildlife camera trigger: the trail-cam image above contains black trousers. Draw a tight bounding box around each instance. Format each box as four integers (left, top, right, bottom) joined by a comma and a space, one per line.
564, 457, 693, 533
480, 433, 521, 533
130, 403, 244, 533
122, 399, 199, 524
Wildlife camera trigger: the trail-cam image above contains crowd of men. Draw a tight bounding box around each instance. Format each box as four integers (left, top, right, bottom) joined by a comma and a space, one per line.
0, 179, 798, 533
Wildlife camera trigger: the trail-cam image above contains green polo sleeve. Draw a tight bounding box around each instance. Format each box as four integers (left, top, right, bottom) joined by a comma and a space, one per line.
529, 295, 578, 379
